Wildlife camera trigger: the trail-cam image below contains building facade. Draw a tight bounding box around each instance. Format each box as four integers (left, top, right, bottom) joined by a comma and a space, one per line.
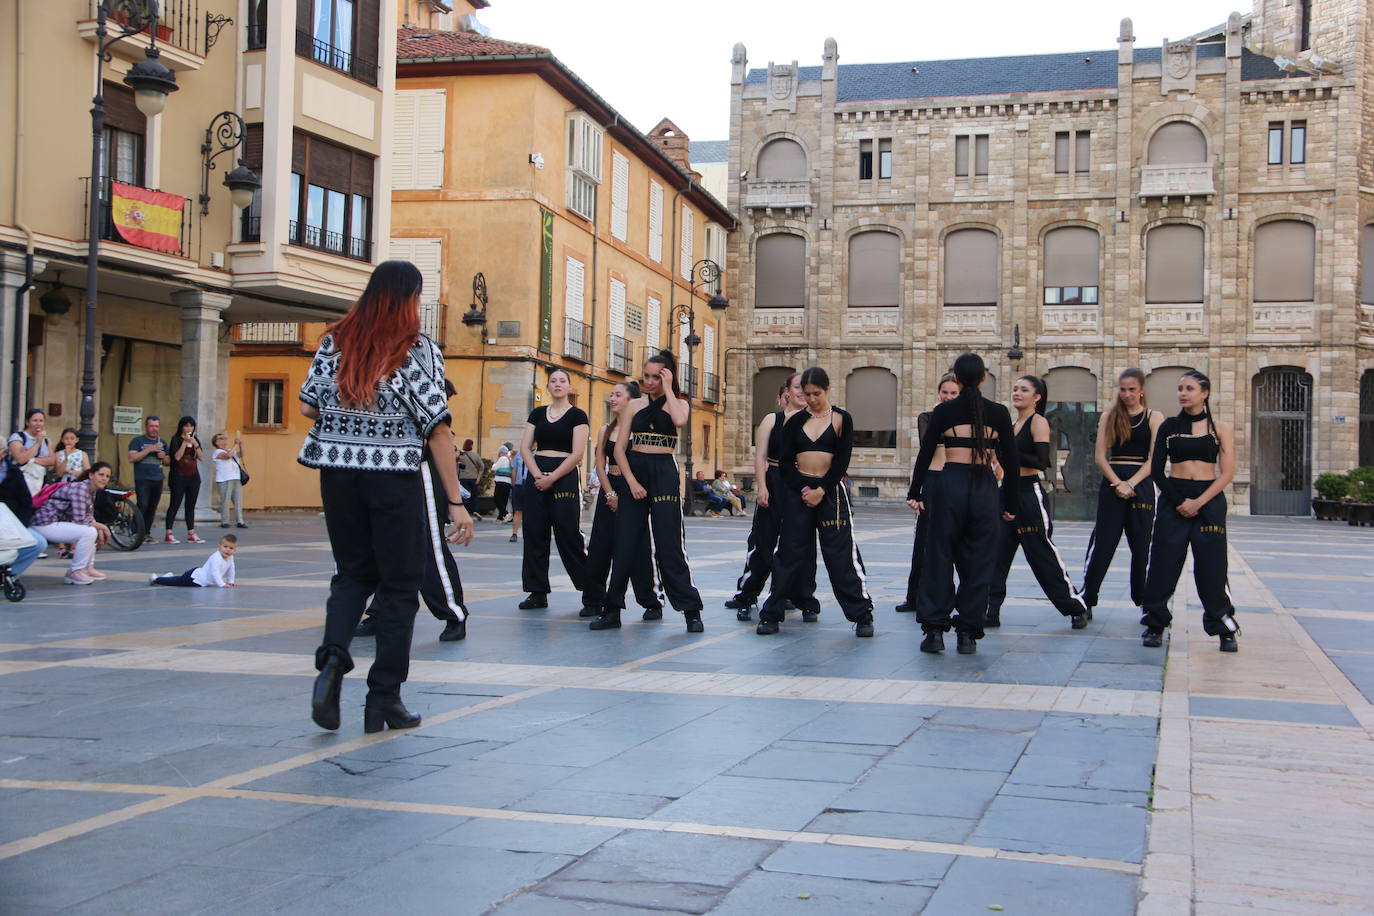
725, 0, 1374, 515
0, 0, 397, 497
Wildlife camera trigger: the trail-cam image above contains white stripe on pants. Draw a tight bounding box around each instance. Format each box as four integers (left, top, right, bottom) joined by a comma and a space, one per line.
33, 522, 97, 573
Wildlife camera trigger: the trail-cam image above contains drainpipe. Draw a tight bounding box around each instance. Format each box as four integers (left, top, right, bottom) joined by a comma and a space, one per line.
10, 227, 35, 433
10, 1, 31, 433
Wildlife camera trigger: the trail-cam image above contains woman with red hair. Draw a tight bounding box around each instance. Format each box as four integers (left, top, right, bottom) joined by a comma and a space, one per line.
298, 260, 472, 734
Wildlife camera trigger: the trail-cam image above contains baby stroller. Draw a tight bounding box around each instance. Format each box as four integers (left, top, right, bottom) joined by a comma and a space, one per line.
0, 503, 32, 601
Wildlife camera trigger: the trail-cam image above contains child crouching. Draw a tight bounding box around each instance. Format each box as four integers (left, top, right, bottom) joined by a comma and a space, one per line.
149, 534, 237, 588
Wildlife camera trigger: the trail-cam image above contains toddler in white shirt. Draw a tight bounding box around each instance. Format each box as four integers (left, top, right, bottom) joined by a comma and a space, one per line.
149, 535, 237, 588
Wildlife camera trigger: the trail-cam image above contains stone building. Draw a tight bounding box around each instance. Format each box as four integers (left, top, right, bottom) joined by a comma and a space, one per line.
725, 0, 1374, 516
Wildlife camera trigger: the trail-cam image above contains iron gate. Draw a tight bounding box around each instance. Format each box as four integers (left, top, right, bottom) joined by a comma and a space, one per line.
1045, 404, 1101, 521
1251, 367, 1312, 516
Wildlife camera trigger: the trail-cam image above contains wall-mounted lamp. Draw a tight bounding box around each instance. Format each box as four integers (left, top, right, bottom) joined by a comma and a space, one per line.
462, 272, 489, 327
1007, 323, 1024, 362
200, 111, 261, 215
39, 275, 73, 317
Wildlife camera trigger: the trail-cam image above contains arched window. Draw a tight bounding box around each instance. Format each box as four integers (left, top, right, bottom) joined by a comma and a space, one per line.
1043, 367, 1099, 408
944, 228, 999, 306
752, 366, 796, 428
756, 139, 808, 180
1254, 220, 1315, 302
1145, 365, 1195, 412
1043, 227, 1100, 305
1146, 225, 1205, 303
1147, 122, 1208, 164
848, 231, 900, 307
1362, 226, 1374, 306
754, 233, 805, 309
847, 368, 897, 448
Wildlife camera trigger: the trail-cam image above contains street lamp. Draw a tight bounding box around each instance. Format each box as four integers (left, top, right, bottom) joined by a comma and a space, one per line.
79, 1, 179, 457
200, 111, 262, 215
462, 272, 489, 455
671, 258, 729, 512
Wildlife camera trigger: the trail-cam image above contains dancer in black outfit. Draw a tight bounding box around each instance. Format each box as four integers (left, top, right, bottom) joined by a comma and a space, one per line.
909, 353, 1018, 655
300, 260, 472, 734
1140, 370, 1240, 652
598, 351, 705, 633
582, 381, 663, 626
897, 373, 961, 614
517, 368, 590, 611
986, 376, 1090, 629
756, 367, 874, 637
1081, 369, 1163, 611
725, 373, 817, 622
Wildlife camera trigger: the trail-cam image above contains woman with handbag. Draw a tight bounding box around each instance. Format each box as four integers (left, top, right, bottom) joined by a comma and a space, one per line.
164, 416, 205, 544
32, 461, 114, 585
212, 433, 248, 529
8, 409, 56, 496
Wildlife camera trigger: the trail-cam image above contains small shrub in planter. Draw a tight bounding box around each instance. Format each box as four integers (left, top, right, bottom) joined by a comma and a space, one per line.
1347, 467, 1374, 526
1313, 472, 1351, 520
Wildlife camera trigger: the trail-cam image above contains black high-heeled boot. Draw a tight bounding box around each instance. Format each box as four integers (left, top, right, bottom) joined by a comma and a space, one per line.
311, 645, 353, 731
364, 696, 421, 733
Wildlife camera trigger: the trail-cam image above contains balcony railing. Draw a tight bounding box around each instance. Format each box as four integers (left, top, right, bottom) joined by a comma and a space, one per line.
288, 219, 372, 262
236, 322, 301, 344
246, 21, 267, 50
240, 213, 261, 243
1139, 163, 1215, 200
296, 29, 378, 86
102, 0, 201, 53
680, 365, 698, 397
564, 317, 592, 363
609, 335, 633, 375
420, 302, 446, 344
940, 304, 999, 338
703, 371, 720, 403
82, 178, 192, 259
743, 179, 814, 210
750, 307, 806, 337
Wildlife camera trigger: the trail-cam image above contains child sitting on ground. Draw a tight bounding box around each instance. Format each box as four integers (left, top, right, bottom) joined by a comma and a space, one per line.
149, 534, 237, 588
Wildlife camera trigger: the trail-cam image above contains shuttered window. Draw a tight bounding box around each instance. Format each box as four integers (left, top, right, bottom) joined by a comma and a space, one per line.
755, 233, 805, 308
389, 237, 444, 341
756, 139, 807, 180
680, 205, 694, 280
290, 131, 374, 260
1043, 227, 1100, 304
944, 229, 999, 305
1042, 367, 1098, 404
648, 180, 663, 262
847, 368, 897, 448
1146, 366, 1195, 411
646, 296, 661, 350
609, 277, 626, 338
564, 257, 585, 322
392, 89, 445, 189
1361, 225, 1374, 305
611, 151, 629, 242
1147, 122, 1207, 164
1145, 224, 1205, 303
1253, 220, 1315, 302
703, 324, 716, 375
1055, 132, 1070, 173
847, 231, 900, 307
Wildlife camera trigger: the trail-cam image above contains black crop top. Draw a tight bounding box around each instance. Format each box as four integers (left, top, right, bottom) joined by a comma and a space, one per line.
777, 407, 854, 494
527, 405, 589, 453
1109, 410, 1153, 461
630, 396, 679, 447
907, 394, 1019, 513
765, 410, 787, 462
1015, 415, 1052, 472
1151, 412, 1221, 506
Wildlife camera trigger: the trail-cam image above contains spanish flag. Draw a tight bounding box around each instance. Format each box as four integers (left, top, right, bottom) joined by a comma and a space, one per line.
110, 181, 184, 253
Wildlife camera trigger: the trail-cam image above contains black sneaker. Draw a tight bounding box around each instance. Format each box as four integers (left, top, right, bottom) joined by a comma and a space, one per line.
801, 609, 819, 623
1070, 614, 1089, 630
854, 616, 874, 638
509, 533, 518, 542
642, 606, 663, 621
1142, 628, 1164, 648
756, 619, 779, 635
920, 630, 944, 653
354, 617, 377, 638
685, 613, 704, 634
578, 605, 600, 618
518, 593, 548, 610
724, 595, 750, 610
589, 611, 621, 630
735, 604, 754, 622
984, 612, 1001, 628
956, 632, 977, 655
1219, 634, 1238, 653
439, 620, 466, 641
895, 601, 914, 613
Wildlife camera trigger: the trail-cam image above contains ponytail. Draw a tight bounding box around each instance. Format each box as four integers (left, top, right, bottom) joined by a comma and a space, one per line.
1018, 375, 1047, 416
952, 353, 990, 463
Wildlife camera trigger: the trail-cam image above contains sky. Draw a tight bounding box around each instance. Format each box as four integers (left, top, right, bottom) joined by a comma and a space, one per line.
479, 0, 1251, 142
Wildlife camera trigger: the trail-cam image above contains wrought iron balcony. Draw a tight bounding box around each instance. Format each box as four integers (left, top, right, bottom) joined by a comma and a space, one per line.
288, 219, 372, 262
236, 322, 301, 344
82, 178, 192, 259
563, 317, 592, 363
703, 371, 720, 403
609, 335, 632, 375
295, 29, 378, 86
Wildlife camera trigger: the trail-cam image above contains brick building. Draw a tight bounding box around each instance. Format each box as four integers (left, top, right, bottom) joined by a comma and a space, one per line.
724, 0, 1374, 515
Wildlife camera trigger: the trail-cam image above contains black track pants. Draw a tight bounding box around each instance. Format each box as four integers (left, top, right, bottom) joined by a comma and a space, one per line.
363, 458, 466, 623
1141, 480, 1237, 636
135, 478, 163, 534
733, 466, 817, 606
904, 469, 942, 605
318, 468, 424, 700
1081, 463, 1155, 608
988, 477, 1088, 619
916, 464, 1000, 638
582, 474, 661, 612
604, 452, 702, 614
165, 473, 200, 532
520, 455, 588, 595
760, 476, 871, 623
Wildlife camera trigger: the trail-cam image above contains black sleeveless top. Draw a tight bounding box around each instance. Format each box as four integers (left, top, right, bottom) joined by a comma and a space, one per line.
630, 396, 678, 447
766, 410, 787, 463
527, 405, 588, 452
1165, 431, 1219, 464
1109, 410, 1152, 461
908, 395, 1019, 512
793, 411, 839, 456
1151, 412, 1221, 507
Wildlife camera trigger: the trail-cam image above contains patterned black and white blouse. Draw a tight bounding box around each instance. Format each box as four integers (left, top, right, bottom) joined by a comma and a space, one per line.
297, 332, 451, 473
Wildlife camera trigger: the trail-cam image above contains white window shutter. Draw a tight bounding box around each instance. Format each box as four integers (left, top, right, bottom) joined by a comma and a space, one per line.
611, 152, 629, 242
680, 205, 694, 280
678, 312, 689, 355
565, 257, 585, 323
703, 324, 715, 374
646, 296, 661, 351
390, 237, 444, 339
391, 93, 418, 188
415, 90, 446, 189
648, 180, 663, 262
609, 277, 626, 338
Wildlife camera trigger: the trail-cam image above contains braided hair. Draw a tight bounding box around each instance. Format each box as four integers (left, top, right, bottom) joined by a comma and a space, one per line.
952, 353, 990, 464
1180, 369, 1216, 439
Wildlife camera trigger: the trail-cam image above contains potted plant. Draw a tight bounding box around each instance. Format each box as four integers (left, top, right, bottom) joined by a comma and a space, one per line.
1313, 472, 1350, 520
1347, 467, 1374, 527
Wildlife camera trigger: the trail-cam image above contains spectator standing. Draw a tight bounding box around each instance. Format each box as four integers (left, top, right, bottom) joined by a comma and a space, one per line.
212, 433, 247, 529
32, 461, 113, 585
127, 416, 168, 536
509, 445, 526, 542
456, 438, 483, 518
165, 416, 205, 544
8, 409, 56, 495
54, 428, 90, 481
491, 444, 513, 522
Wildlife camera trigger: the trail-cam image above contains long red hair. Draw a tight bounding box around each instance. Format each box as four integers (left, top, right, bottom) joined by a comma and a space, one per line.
329, 260, 422, 407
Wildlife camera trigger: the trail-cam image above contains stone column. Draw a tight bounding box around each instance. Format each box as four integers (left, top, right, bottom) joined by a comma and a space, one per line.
171, 289, 232, 523
0, 251, 47, 437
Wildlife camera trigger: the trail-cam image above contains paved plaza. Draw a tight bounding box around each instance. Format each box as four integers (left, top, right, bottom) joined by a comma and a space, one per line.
1, 507, 1372, 913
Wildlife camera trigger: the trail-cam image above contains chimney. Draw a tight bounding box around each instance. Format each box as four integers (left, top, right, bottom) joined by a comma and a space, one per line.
649, 118, 698, 178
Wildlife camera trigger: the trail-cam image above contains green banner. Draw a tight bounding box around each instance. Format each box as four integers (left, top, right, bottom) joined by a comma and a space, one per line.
539, 209, 553, 354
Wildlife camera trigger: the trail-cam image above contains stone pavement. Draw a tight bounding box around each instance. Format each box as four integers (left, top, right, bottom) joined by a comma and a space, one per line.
0, 507, 1371, 914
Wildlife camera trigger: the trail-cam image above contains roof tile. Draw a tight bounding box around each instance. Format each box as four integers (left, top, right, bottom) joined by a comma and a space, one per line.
397, 26, 548, 60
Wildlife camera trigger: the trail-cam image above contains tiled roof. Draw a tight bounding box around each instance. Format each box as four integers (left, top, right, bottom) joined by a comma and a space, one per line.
396, 26, 548, 59
689, 140, 729, 163
744, 45, 1290, 101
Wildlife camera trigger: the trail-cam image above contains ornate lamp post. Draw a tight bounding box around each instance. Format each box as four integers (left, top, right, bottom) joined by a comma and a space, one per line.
200, 111, 261, 215
462, 273, 489, 454
670, 258, 729, 511
79, 1, 179, 457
